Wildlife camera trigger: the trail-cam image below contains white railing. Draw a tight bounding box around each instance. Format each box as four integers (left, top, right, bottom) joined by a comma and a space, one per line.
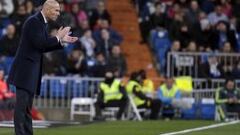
166, 52, 240, 78
33, 76, 103, 109
26, 76, 240, 109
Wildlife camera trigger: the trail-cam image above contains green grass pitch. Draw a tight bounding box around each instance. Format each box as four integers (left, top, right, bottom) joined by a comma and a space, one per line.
1, 120, 240, 135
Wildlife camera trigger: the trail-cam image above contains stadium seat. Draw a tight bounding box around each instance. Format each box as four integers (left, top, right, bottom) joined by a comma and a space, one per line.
1, 18, 11, 28
181, 98, 197, 119
150, 30, 171, 74
236, 33, 240, 52
70, 97, 95, 121
127, 95, 146, 121
3, 57, 14, 75
40, 79, 48, 97
199, 98, 215, 120
49, 79, 67, 98
63, 43, 74, 54
151, 30, 171, 53
72, 80, 89, 97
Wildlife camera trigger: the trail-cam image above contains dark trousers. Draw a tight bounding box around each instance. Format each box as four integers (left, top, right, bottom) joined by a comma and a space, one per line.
95, 98, 128, 119
162, 105, 175, 119
227, 104, 240, 118
138, 99, 161, 120
14, 87, 34, 135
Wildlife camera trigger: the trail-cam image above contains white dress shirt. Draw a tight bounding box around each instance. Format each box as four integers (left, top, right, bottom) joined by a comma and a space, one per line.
41, 11, 62, 45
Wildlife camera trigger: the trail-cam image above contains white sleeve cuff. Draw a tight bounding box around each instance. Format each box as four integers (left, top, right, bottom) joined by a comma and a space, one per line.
56, 36, 65, 47
56, 36, 60, 42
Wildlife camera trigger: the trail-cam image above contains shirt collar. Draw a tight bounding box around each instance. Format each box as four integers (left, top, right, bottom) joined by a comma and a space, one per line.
41, 11, 48, 23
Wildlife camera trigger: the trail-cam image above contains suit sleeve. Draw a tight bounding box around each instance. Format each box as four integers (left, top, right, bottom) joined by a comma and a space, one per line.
28, 18, 63, 52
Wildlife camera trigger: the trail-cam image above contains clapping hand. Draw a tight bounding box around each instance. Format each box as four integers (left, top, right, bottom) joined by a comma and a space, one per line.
56, 26, 78, 43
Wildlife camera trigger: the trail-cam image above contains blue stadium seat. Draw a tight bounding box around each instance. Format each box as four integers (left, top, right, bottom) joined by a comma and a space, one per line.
199, 98, 215, 120
150, 29, 171, 74
157, 50, 167, 74
0, 28, 3, 38
181, 98, 197, 119
40, 79, 48, 97
236, 33, 240, 52
1, 18, 11, 28
63, 43, 74, 54
150, 30, 171, 52
3, 57, 14, 75
181, 103, 198, 119
71, 80, 89, 97
49, 79, 67, 98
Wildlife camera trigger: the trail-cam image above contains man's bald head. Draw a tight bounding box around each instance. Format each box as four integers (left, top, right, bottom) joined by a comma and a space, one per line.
43, 0, 59, 9
42, 0, 60, 21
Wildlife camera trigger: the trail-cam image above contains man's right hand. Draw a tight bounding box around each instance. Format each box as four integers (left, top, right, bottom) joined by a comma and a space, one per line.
228, 98, 234, 104
56, 26, 71, 40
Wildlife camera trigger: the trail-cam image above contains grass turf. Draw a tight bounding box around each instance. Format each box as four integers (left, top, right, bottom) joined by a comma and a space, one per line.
0, 120, 239, 135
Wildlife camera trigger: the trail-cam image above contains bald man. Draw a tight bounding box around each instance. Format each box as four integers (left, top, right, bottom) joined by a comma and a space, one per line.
7, 1, 78, 135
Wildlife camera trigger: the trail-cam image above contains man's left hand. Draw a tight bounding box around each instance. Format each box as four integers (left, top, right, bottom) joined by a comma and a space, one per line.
62, 34, 78, 43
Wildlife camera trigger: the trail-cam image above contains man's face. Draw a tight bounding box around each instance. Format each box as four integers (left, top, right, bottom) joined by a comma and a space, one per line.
98, 2, 105, 12
171, 41, 181, 51
166, 78, 174, 89
216, 6, 222, 15
101, 29, 109, 40
6, 24, 16, 37
226, 81, 234, 90
112, 46, 121, 56
18, 5, 27, 15
46, 3, 60, 21
191, 1, 198, 11
223, 42, 231, 52
208, 56, 218, 64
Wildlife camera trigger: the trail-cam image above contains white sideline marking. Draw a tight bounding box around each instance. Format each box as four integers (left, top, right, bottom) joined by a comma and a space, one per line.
0, 124, 47, 128
160, 120, 240, 135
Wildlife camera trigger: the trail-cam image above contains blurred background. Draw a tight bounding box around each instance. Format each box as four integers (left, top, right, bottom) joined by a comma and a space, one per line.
0, 0, 240, 134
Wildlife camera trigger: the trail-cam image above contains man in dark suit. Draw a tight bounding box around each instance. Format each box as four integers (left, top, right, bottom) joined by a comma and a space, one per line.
7, 0, 78, 135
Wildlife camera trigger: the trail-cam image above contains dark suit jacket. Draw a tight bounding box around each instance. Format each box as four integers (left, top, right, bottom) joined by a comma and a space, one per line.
7, 12, 63, 95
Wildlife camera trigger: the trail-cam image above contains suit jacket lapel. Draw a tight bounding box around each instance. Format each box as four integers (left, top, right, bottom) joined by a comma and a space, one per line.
36, 12, 46, 26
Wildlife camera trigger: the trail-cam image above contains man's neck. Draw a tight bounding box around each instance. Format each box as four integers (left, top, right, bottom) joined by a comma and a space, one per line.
41, 11, 48, 23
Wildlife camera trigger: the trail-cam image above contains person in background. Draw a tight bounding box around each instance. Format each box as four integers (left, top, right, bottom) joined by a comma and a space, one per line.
215, 79, 240, 121
0, 24, 19, 74
80, 29, 96, 58
138, 69, 155, 98
0, 24, 19, 57
199, 54, 224, 78
94, 70, 128, 120
126, 71, 161, 120
90, 52, 108, 77
107, 46, 127, 77
0, 68, 15, 106
25, 0, 35, 15
66, 48, 88, 76
0, 67, 15, 120
89, 1, 111, 29
95, 29, 115, 59
10, 3, 29, 36
157, 77, 181, 119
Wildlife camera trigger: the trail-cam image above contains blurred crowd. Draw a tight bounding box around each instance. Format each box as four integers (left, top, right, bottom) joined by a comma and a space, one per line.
0, 0, 127, 78
136, 0, 240, 52
134, 0, 240, 78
